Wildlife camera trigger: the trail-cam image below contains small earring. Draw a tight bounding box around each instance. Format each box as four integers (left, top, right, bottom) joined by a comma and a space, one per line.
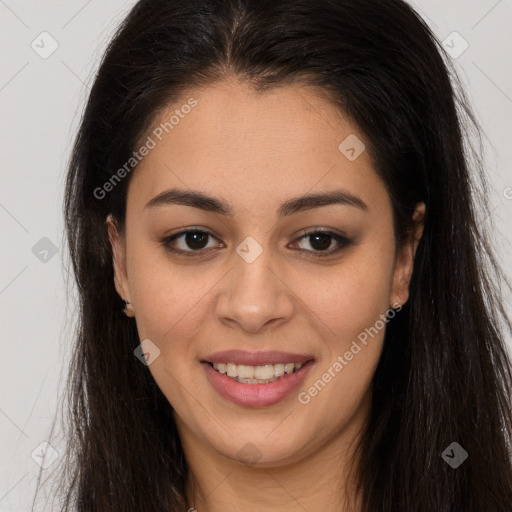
121, 299, 134, 316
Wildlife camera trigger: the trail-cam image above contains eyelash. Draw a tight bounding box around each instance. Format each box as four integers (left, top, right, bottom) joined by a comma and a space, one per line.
160, 229, 352, 258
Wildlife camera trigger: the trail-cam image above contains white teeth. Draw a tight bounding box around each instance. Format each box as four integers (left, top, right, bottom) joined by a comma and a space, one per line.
273, 363, 285, 377
284, 363, 295, 374
226, 363, 237, 377
254, 364, 274, 380
237, 364, 255, 379
211, 361, 307, 382
238, 376, 279, 384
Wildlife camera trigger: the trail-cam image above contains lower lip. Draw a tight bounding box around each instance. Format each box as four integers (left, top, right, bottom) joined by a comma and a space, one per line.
202, 361, 314, 407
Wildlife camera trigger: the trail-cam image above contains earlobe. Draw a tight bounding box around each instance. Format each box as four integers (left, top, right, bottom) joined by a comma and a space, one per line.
106, 214, 134, 316
390, 202, 426, 308
121, 299, 135, 316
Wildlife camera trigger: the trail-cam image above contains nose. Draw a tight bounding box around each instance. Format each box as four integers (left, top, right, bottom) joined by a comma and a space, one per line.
215, 248, 295, 334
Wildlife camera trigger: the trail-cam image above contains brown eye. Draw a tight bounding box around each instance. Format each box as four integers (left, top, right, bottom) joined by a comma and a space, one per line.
182, 231, 210, 250
162, 230, 221, 254
292, 230, 352, 256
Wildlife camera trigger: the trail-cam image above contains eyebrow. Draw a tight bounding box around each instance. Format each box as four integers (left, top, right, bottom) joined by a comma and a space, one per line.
143, 187, 368, 218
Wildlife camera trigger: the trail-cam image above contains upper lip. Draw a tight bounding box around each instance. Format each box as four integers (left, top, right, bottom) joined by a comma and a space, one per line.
202, 350, 315, 366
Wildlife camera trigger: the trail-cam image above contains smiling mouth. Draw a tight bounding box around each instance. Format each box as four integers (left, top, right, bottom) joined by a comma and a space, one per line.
207, 360, 311, 384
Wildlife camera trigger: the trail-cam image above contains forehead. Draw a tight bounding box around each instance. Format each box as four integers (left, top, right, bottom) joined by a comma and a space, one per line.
125, 79, 386, 217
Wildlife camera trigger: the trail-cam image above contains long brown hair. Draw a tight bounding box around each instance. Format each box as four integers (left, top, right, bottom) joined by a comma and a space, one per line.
34, 0, 512, 510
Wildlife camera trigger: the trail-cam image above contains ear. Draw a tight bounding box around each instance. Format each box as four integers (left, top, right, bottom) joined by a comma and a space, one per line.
390, 202, 425, 308
106, 214, 134, 317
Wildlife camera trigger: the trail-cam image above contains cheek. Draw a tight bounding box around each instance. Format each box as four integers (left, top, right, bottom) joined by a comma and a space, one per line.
127, 249, 209, 414
296, 261, 392, 425
302, 250, 395, 350
299, 248, 395, 420
126, 243, 211, 347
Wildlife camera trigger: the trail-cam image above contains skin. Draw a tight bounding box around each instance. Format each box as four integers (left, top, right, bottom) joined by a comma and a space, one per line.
107, 77, 425, 512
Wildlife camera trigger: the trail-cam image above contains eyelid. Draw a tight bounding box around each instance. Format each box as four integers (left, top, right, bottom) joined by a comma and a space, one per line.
161, 227, 221, 254
290, 229, 352, 256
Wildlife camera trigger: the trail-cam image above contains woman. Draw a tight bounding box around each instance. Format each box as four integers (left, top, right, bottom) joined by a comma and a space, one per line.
38, 0, 512, 510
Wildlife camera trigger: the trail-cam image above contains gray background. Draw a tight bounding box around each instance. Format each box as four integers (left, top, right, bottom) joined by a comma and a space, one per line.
1, 1, 511, 510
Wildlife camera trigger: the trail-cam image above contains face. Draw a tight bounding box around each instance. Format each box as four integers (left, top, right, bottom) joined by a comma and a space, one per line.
108, 77, 424, 468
